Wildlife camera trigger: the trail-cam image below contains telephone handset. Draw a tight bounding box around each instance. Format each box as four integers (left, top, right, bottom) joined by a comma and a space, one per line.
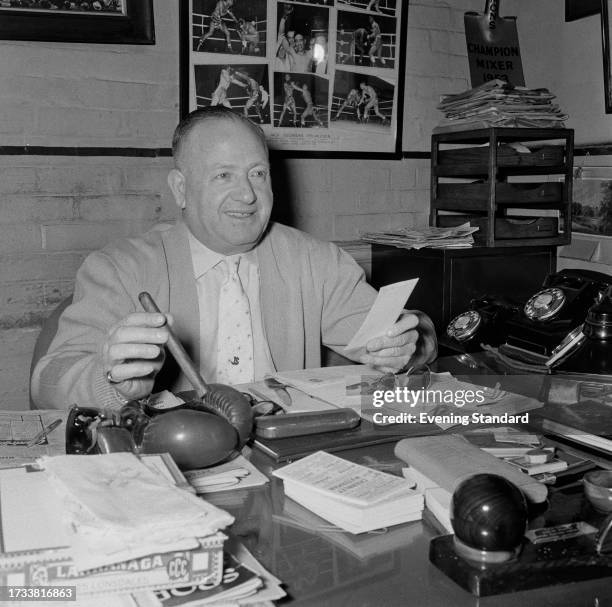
546, 284, 612, 374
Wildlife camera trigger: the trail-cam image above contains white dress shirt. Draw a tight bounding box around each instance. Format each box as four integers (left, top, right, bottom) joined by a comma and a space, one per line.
188, 232, 275, 383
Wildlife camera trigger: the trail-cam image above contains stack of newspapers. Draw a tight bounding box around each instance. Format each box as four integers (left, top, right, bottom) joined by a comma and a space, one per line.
0, 452, 285, 605
434, 79, 568, 134
360, 224, 479, 249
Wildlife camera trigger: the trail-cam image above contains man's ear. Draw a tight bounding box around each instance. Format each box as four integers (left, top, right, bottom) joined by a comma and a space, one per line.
168, 169, 186, 210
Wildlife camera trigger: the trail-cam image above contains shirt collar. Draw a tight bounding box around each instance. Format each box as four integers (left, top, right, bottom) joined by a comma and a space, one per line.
187, 231, 258, 279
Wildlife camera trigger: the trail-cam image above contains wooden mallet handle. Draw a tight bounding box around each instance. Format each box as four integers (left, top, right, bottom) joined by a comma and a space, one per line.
138, 291, 209, 398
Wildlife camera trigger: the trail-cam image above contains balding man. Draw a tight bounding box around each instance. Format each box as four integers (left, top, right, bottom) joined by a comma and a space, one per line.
31, 107, 436, 409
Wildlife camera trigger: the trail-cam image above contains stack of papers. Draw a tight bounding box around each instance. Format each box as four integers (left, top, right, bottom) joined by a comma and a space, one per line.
0, 453, 232, 598
360, 224, 479, 249
273, 451, 424, 534
41, 453, 234, 571
435, 79, 568, 133
0, 453, 286, 604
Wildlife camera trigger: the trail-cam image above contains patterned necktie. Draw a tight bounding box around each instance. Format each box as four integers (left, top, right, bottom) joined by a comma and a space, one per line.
216, 256, 255, 384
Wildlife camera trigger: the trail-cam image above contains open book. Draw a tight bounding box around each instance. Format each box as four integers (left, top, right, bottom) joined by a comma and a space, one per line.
272, 451, 423, 534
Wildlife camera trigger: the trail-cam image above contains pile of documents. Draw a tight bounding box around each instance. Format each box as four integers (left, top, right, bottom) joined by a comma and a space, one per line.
0, 452, 284, 604
435, 79, 568, 133
273, 450, 424, 534
360, 224, 479, 249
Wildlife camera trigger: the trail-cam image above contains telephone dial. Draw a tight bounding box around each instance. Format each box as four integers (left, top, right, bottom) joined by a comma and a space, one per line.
446, 297, 521, 352
446, 269, 612, 368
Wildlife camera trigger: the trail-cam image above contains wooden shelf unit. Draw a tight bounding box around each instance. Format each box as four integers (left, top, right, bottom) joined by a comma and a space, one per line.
430, 127, 574, 247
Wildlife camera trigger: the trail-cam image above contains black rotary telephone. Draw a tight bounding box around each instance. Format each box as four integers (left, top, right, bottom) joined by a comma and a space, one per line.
446, 296, 521, 352
504, 269, 612, 358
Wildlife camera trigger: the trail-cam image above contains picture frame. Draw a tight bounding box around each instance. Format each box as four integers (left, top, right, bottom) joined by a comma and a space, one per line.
565, 0, 600, 22
603, 0, 612, 113
0, 0, 154, 45
572, 167, 612, 236
179, 0, 407, 158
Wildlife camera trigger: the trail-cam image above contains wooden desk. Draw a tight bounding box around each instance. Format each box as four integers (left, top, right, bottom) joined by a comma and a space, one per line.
206, 355, 612, 606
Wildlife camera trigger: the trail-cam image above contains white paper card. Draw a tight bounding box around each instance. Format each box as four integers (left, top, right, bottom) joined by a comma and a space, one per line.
344, 278, 419, 356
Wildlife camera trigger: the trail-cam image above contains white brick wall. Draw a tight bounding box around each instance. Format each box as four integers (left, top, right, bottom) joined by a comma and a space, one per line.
0, 0, 491, 409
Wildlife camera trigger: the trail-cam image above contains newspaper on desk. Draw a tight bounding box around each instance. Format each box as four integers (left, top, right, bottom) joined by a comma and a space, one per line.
0, 409, 67, 468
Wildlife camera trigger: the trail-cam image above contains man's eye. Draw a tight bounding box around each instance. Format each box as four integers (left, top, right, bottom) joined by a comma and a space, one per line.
250, 169, 268, 180
215, 172, 231, 180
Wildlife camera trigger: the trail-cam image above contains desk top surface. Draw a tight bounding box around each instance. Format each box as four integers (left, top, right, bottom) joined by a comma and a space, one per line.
206, 355, 612, 606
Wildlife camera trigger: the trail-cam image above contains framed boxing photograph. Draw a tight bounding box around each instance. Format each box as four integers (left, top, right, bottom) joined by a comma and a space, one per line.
180, 0, 408, 158
0, 0, 154, 44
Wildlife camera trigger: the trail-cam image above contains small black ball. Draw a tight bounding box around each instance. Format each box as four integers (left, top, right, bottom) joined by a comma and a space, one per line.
451, 474, 528, 551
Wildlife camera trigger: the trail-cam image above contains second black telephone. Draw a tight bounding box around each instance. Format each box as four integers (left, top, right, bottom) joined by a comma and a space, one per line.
446, 268, 612, 360
504, 268, 611, 357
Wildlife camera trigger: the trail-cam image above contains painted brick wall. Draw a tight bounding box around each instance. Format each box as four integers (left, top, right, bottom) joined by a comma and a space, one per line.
0, 0, 492, 409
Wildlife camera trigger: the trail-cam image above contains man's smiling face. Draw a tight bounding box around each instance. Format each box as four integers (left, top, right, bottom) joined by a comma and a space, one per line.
171, 118, 272, 255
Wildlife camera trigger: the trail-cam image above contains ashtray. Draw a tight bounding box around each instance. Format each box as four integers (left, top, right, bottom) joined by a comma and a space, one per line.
584, 470, 612, 513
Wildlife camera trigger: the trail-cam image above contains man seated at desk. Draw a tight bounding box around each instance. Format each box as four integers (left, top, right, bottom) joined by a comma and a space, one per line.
30, 107, 437, 410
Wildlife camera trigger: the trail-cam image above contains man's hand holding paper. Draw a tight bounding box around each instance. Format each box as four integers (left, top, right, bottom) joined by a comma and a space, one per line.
361, 310, 437, 373
344, 279, 437, 373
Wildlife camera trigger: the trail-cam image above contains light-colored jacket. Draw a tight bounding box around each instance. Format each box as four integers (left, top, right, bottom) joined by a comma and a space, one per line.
31, 221, 377, 409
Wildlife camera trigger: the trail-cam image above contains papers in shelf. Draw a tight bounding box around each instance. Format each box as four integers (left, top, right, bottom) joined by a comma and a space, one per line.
273, 451, 423, 534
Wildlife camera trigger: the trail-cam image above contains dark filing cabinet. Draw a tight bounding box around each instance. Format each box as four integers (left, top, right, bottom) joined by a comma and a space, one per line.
370, 244, 557, 337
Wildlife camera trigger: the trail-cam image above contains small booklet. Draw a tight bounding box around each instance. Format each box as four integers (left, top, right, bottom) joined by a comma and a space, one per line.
272, 451, 423, 534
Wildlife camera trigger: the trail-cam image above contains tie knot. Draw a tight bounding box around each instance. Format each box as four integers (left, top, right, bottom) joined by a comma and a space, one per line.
223, 255, 241, 278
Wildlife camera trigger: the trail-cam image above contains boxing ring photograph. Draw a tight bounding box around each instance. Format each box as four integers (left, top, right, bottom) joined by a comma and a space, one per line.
181, 0, 407, 157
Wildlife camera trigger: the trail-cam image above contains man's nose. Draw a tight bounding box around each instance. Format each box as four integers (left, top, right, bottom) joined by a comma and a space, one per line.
233, 175, 256, 203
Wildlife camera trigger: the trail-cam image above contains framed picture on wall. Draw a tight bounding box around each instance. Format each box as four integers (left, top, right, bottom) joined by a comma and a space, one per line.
0, 0, 154, 44
179, 0, 408, 158
572, 168, 612, 236
603, 0, 612, 113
